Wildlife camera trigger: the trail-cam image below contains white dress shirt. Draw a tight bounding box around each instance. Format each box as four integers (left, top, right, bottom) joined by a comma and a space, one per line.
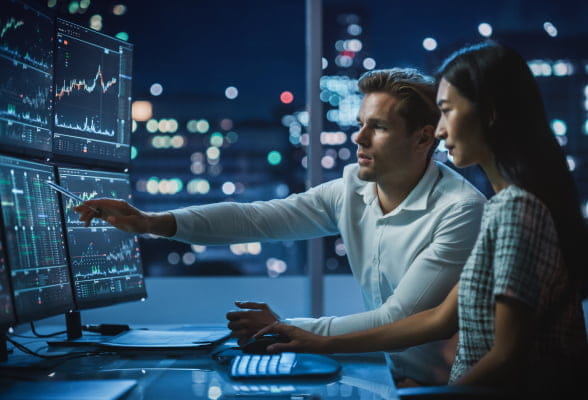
170, 161, 486, 384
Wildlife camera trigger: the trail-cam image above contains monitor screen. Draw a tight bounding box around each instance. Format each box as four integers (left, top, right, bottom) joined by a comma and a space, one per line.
57, 167, 146, 310
0, 155, 74, 322
0, 0, 54, 157
53, 18, 133, 168
0, 236, 16, 328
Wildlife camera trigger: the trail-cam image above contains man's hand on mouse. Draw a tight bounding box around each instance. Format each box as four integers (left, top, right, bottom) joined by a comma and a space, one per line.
226, 301, 280, 346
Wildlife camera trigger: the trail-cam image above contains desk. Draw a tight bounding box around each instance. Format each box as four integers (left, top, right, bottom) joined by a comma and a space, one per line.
0, 326, 398, 399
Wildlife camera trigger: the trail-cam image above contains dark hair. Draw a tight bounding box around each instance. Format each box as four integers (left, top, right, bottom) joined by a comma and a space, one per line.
358, 68, 440, 159
437, 41, 587, 288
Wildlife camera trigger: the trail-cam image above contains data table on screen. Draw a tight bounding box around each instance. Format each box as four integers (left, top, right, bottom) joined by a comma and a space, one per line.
0, 155, 74, 322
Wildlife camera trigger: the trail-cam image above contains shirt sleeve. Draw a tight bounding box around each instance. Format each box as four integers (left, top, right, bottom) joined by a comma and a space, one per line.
285, 198, 485, 335
168, 179, 342, 245
492, 194, 556, 308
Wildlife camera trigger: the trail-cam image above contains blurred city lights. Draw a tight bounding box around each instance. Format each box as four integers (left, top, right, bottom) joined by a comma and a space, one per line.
68, 1, 80, 14
551, 119, 567, 136
267, 150, 282, 165
146, 119, 158, 133
89, 14, 102, 30
222, 181, 236, 195
347, 23, 362, 36
115, 32, 129, 41
566, 156, 576, 171
322, 57, 328, 70
280, 91, 294, 104
478, 23, 493, 37
362, 57, 376, 70
132, 101, 152, 121
423, 37, 437, 51
206, 146, 220, 160
196, 119, 210, 133
130, 146, 138, 160
210, 132, 224, 147
543, 21, 558, 37
112, 4, 127, 16
220, 118, 233, 130
225, 86, 238, 100
150, 83, 163, 96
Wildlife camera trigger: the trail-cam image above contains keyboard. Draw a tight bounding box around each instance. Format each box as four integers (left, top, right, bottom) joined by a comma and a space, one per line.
229, 352, 341, 379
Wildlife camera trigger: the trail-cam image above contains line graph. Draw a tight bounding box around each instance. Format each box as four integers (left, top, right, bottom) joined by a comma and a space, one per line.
57, 168, 145, 307
0, 1, 53, 72
0, 17, 24, 39
55, 65, 118, 100
53, 28, 120, 143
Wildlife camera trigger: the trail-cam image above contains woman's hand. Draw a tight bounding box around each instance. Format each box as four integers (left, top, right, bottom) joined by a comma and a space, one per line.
254, 322, 331, 353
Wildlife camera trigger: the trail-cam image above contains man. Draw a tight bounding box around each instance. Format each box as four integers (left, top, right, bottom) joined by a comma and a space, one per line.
75, 68, 486, 385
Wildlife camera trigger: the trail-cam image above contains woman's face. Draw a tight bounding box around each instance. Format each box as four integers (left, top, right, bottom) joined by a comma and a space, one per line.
435, 78, 492, 168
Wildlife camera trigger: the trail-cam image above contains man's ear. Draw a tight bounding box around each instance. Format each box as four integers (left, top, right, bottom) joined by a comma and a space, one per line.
416, 125, 435, 150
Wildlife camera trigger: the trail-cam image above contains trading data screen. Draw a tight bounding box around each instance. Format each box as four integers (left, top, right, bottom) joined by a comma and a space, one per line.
57, 168, 145, 309
53, 18, 133, 167
0, 237, 16, 328
0, 0, 53, 156
0, 156, 74, 322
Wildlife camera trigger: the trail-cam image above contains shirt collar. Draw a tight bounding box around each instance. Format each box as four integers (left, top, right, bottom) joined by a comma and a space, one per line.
355, 160, 439, 212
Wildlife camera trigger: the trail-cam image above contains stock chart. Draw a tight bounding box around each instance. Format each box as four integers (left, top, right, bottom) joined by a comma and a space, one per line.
53, 18, 133, 166
0, 155, 74, 322
0, 239, 15, 327
58, 168, 145, 309
0, 0, 53, 155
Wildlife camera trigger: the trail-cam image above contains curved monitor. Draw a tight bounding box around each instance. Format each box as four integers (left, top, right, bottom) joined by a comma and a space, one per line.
0, 0, 54, 158
52, 18, 133, 168
57, 167, 146, 310
0, 155, 74, 323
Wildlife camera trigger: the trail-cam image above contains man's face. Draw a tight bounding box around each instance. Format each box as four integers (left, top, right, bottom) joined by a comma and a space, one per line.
354, 92, 423, 184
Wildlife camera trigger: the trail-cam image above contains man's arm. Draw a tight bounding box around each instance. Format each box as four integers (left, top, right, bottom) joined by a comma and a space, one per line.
258, 284, 459, 354
285, 199, 484, 335
75, 179, 342, 243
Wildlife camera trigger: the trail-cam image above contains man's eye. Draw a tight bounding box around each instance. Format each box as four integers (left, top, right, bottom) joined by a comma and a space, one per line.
440, 108, 450, 114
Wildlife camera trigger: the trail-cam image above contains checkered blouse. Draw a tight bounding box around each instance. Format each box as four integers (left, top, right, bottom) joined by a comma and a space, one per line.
450, 185, 587, 384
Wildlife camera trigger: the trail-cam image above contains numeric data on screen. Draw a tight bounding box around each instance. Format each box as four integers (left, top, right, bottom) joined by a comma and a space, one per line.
58, 168, 145, 309
0, 238, 16, 327
0, 0, 53, 155
0, 156, 74, 322
53, 18, 133, 166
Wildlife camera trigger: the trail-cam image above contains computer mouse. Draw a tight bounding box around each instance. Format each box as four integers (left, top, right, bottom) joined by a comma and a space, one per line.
241, 334, 290, 354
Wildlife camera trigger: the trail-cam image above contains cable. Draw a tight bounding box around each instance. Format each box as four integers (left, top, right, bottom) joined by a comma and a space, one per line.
2, 334, 115, 361
29, 322, 67, 338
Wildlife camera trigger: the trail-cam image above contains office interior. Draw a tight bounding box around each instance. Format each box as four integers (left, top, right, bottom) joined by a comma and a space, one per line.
0, 0, 587, 399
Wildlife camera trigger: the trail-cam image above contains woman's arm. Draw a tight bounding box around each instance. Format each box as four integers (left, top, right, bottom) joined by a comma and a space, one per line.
451, 296, 532, 387
261, 284, 459, 354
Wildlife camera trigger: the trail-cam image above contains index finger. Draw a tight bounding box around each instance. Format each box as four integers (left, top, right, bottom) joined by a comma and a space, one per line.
253, 321, 282, 339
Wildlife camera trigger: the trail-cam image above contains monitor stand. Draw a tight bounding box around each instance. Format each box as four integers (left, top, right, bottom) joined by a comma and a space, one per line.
47, 311, 127, 347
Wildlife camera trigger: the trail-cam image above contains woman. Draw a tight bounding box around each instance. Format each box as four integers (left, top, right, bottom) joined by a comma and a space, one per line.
257, 42, 588, 394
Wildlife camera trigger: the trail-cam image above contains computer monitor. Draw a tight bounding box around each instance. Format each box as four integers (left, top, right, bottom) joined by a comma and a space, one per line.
0, 0, 54, 158
0, 155, 74, 323
57, 167, 146, 310
52, 18, 133, 168
0, 236, 16, 329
